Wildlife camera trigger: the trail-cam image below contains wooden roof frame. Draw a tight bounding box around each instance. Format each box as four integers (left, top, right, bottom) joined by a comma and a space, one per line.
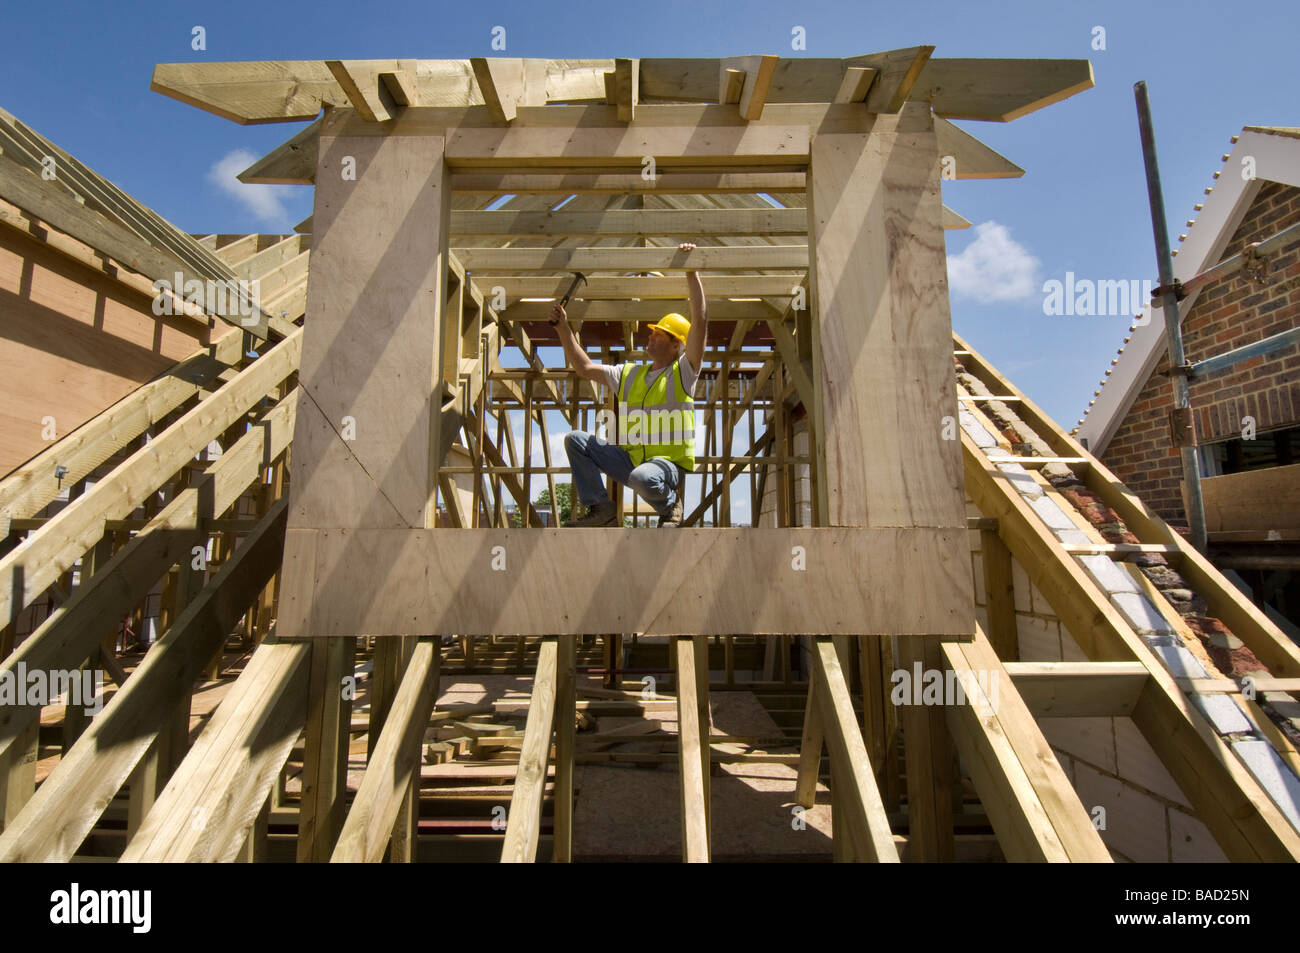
269, 93, 982, 641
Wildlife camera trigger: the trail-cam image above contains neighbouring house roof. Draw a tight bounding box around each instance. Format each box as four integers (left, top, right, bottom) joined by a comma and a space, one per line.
1075, 126, 1300, 455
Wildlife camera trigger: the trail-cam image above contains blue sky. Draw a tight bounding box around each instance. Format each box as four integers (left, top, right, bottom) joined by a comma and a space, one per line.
4, 0, 1297, 521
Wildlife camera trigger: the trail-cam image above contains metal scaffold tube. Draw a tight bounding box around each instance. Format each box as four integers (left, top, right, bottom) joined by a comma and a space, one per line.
1134, 80, 1209, 553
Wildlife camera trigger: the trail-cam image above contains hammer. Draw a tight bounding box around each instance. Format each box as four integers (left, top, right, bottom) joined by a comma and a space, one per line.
559, 271, 587, 307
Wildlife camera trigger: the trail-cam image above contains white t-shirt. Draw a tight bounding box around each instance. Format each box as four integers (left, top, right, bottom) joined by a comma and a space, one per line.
594, 353, 699, 402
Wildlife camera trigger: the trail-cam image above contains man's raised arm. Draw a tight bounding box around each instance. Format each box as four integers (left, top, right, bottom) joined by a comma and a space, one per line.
680, 241, 707, 372
549, 301, 604, 382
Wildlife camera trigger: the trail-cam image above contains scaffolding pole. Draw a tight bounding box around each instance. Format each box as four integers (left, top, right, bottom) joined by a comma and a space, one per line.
1134, 80, 1208, 553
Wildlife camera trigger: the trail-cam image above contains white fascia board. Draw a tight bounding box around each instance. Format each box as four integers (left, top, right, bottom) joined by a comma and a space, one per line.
1079, 130, 1300, 455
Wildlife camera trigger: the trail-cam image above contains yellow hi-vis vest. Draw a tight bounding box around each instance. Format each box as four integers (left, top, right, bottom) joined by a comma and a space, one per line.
617, 358, 696, 471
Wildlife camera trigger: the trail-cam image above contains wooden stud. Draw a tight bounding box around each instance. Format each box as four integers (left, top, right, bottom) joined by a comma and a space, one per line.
553, 636, 576, 863
898, 636, 955, 861
296, 637, 355, 862
674, 636, 710, 862
981, 526, 1019, 660
501, 638, 558, 863
120, 639, 311, 862
811, 637, 899, 862
332, 639, 441, 863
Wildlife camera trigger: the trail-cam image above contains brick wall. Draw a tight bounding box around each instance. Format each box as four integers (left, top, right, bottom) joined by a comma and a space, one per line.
1103, 181, 1300, 528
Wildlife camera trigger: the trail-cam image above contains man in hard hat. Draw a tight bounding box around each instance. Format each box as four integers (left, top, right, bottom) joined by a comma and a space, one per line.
549, 242, 706, 527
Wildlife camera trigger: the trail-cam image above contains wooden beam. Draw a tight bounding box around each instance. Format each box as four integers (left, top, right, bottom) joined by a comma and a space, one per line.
332, 639, 441, 862
934, 117, 1024, 179
149, 57, 1094, 124
0, 394, 295, 766
471, 58, 541, 124
955, 332, 1300, 680
847, 46, 934, 112
437, 108, 810, 168
553, 636, 576, 862
237, 118, 322, 184
811, 637, 900, 861
453, 171, 808, 193
504, 297, 774, 323
151, 60, 349, 124
942, 206, 971, 230
470, 275, 801, 299
765, 317, 814, 409
0, 111, 283, 337
950, 624, 1112, 861
119, 637, 310, 862
0, 334, 240, 532
379, 70, 417, 108
451, 207, 808, 237
912, 58, 1096, 121
981, 526, 1018, 660
0, 151, 271, 338
898, 636, 955, 861
721, 55, 779, 120
675, 636, 710, 862
794, 674, 824, 808
0, 501, 288, 861
833, 66, 876, 104
608, 58, 638, 122
453, 244, 807, 272
961, 428, 1300, 860
0, 331, 300, 628
0, 721, 37, 831
501, 638, 558, 862
1003, 662, 1150, 717
940, 661, 1071, 861
275, 527, 972, 639
295, 637, 355, 861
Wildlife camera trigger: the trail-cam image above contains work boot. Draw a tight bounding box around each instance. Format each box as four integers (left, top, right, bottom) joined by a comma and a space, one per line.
562, 500, 617, 527
657, 497, 683, 528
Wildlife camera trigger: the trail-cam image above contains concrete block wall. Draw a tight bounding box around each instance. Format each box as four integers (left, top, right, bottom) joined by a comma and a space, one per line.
964, 492, 1226, 861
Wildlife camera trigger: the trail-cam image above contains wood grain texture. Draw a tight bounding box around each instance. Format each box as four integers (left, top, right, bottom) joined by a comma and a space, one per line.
675, 636, 710, 862
807, 103, 966, 531
0, 330, 299, 626
289, 129, 449, 531
948, 624, 1111, 861
811, 637, 899, 861
276, 527, 971, 638
118, 638, 310, 862
0, 226, 211, 474
1200, 463, 1300, 536
0, 502, 287, 862
500, 638, 557, 862
331, 639, 440, 862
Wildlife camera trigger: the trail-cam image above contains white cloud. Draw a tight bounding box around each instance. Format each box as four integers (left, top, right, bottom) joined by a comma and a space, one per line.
207, 149, 295, 228
531, 432, 567, 468
947, 221, 1040, 303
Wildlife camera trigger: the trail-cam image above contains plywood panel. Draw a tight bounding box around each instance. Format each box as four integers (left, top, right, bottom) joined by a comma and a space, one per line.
1201, 464, 1300, 536
287, 128, 449, 530
807, 103, 966, 530
277, 527, 972, 638
0, 226, 207, 474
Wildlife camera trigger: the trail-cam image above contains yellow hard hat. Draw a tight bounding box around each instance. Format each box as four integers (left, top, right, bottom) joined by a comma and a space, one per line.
645, 312, 690, 344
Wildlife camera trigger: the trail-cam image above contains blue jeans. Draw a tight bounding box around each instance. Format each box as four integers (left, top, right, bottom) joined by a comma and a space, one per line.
563, 430, 684, 516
